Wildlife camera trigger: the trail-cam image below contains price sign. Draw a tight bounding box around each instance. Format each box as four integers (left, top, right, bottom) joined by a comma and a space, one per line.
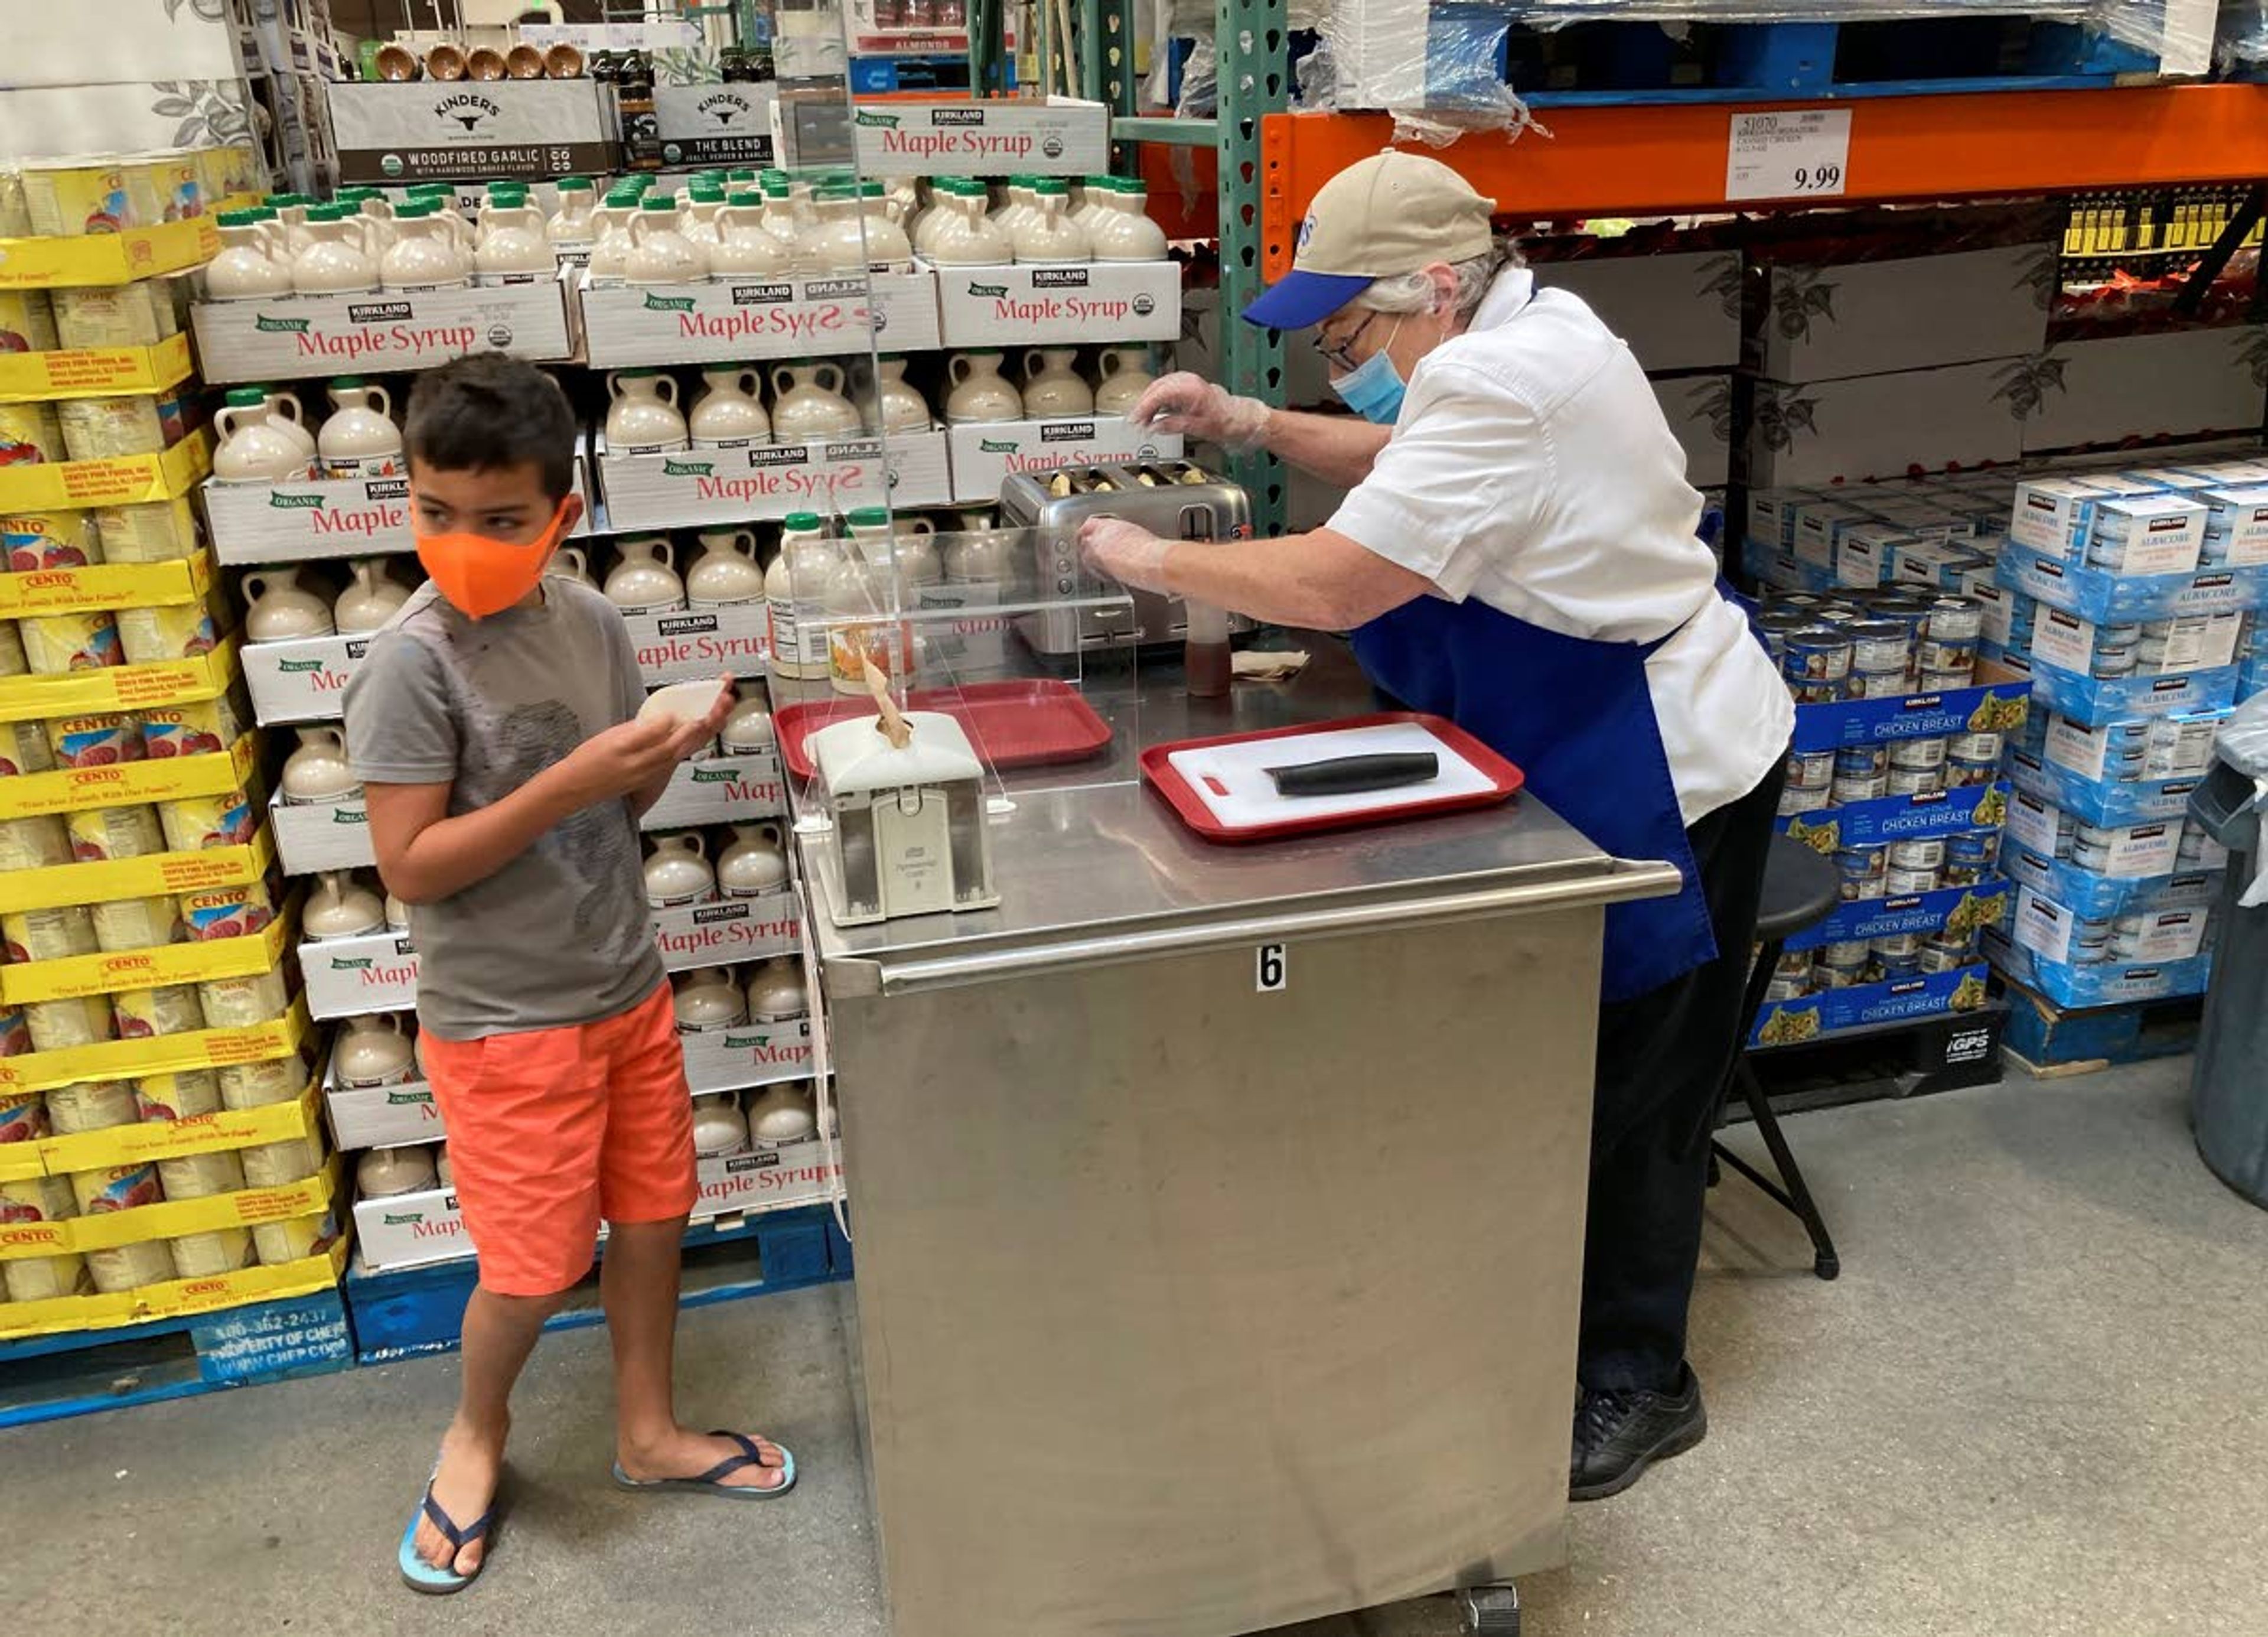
1725, 109, 1852, 203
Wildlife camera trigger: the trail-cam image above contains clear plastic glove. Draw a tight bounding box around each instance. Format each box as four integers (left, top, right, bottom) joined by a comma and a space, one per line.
1128, 371, 1271, 451
1078, 515, 1175, 595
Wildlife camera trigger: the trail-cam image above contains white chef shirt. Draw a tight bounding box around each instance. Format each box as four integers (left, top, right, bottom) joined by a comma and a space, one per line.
1327, 266, 1793, 827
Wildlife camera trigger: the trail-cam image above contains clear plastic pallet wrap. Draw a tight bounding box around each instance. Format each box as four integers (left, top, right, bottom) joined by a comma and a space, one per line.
1305, 0, 2220, 144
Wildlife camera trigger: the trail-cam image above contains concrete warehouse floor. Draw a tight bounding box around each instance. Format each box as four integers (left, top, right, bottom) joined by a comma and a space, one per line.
8, 1055, 2266, 1636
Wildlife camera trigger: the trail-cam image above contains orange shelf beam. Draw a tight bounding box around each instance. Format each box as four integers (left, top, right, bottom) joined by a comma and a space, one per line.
1261, 84, 2268, 276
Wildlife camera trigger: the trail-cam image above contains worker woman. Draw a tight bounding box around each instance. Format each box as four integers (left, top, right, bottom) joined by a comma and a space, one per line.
1081, 151, 1795, 1501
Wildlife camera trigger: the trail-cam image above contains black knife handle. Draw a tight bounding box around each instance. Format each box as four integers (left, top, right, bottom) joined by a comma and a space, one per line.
1265, 751, 1440, 798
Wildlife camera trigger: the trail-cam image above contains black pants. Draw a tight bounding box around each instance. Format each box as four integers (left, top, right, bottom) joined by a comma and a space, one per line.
1578, 756, 1787, 1392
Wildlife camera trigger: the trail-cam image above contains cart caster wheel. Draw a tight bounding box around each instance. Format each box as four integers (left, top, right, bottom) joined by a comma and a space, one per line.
1456, 1586, 1520, 1635
1814, 1250, 1840, 1281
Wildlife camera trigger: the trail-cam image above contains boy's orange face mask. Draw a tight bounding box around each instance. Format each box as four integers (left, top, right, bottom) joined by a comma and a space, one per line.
412, 499, 575, 620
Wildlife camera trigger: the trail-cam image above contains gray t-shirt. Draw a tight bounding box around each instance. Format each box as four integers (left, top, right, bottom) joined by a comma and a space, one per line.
343, 578, 663, 1041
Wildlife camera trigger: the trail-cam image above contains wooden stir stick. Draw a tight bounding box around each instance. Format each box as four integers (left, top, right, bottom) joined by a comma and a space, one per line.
861, 653, 914, 750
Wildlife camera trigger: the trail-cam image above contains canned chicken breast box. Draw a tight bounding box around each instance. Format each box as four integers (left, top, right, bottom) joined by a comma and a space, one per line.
1749, 962, 1992, 1049
1995, 540, 2268, 623
1778, 777, 2010, 853
190, 281, 573, 388
595, 429, 950, 531
1788, 679, 2031, 754
1783, 880, 2011, 955
1984, 929, 2211, 1011
578, 270, 940, 369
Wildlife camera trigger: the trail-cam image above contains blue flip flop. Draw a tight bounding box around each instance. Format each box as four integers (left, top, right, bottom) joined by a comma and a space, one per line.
611, 1430, 797, 1499
397, 1464, 497, 1594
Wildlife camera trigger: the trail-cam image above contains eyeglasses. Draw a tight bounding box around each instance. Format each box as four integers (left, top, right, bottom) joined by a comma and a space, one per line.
1314, 310, 1382, 374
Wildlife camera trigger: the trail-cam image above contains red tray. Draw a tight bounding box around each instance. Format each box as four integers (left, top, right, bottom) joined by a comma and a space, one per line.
1138, 712, 1523, 844
775, 679, 1115, 780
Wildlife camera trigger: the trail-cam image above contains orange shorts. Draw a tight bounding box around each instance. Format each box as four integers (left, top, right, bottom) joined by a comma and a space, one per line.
421, 981, 697, 1297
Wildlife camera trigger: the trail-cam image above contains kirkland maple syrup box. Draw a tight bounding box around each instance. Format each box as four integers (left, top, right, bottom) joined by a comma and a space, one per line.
595, 428, 950, 529
301, 927, 420, 1020
836, 96, 1110, 177
205, 439, 593, 566
928, 261, 1180, 347
651, 887, 801, 973
946, 418, 1181, 502
578, 269, 940, 368
191, 279, 573, 385
269, 788, 373, 875
640, 751, 787, 827
242, 632, 373, 725
354, 1143, 841, 1271
621, 605, 773, 685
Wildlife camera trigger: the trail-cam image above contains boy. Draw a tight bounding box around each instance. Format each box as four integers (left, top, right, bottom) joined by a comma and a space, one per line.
345, 354, 793, 1597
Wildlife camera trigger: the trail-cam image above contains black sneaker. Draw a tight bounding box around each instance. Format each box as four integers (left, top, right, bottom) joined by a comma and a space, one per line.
1569, 1363, 1707, 1502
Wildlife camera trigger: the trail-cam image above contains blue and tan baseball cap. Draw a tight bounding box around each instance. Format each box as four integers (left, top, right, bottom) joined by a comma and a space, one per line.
1241, 151, 1498, 331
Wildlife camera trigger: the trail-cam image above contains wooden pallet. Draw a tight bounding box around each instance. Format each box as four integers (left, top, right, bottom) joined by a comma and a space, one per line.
1500, 16, 2175, 107
344, 1205, 848, 1364
2001, 979, 2204, 1076
0, 1290, 353, 1431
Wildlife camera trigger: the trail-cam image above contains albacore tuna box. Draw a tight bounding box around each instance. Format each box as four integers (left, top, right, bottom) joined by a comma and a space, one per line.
929, 261, 1180, 346
190, 281, 573, 385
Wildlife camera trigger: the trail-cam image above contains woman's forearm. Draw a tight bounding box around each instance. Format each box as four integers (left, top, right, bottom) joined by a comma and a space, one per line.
1257, 408, 1392, 488
1161, 527, 1432, 632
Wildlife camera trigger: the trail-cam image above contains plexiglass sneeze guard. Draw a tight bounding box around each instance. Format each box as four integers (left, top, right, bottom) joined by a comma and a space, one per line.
765, 14, 1148, 938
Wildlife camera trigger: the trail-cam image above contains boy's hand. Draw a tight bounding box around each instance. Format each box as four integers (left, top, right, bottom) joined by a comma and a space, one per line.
566, 718, 697, 803
563, 675, 734, 804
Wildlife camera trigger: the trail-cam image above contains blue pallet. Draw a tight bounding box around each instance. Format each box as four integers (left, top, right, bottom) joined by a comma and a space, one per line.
344, 1206, 846, 1363
0, 1290, 353, 1430
2002, 975, 2204, 1070
1483, 17, 2169, 107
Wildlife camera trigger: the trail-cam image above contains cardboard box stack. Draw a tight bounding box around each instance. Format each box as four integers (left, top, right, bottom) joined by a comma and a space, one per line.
1979, 456, 2268, 1009
1741, 507, 2025, 1044
1743, 241, 2055, 489
0, 161, 340, 1342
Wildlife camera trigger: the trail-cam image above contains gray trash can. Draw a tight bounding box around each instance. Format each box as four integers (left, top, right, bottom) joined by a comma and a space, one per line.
2191, 692, 2268, 1209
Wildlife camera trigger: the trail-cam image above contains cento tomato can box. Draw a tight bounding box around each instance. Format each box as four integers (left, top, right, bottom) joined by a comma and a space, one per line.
178, 878, 276, 942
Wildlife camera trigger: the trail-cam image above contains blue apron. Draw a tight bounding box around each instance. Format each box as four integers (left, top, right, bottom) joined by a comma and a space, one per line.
1351, 597, 1715, 1003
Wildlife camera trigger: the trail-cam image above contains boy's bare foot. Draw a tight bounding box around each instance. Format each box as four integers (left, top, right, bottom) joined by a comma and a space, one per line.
617, 1424, 791, 1490
415, 1413, 510, 1573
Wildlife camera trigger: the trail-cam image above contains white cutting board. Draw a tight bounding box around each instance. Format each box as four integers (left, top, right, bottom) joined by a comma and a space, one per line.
1165, 721, 1497, 830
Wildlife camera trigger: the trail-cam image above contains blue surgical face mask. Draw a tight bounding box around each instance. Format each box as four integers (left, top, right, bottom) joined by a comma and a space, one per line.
1329, 348, 1407, 425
